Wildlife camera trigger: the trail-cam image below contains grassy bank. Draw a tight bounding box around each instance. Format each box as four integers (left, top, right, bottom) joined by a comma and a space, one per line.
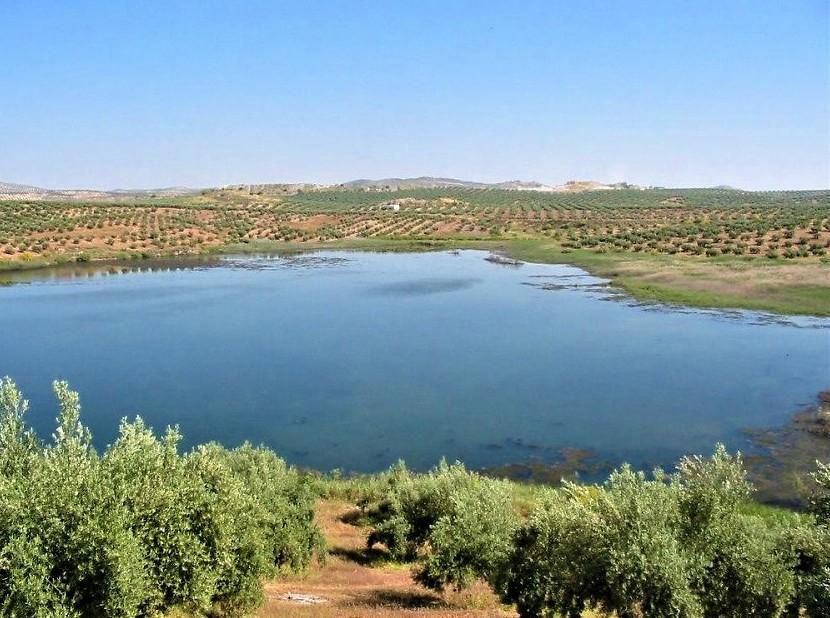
490, 239, 830, 316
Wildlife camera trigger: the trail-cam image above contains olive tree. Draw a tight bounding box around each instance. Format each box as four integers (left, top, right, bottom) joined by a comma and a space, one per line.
786, 461, 830, 616
499, 446, 796, 618
365, 460, 517, 589
0, 378, 324, 617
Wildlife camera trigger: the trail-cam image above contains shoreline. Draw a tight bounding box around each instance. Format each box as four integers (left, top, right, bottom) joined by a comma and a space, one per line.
2, 237, 828, 316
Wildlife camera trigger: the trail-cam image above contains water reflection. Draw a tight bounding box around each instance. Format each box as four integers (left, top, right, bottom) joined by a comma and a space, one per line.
0, 256, 222, 285
367, 278, 481, 297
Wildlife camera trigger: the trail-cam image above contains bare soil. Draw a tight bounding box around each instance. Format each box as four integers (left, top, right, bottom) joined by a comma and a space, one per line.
257, 500, 514, 617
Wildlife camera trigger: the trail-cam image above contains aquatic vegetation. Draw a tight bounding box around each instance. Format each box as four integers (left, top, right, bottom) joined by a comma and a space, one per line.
746, 392, 830, 506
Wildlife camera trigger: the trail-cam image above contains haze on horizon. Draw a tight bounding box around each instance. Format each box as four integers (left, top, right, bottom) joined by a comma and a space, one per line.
1, 1, 828, 191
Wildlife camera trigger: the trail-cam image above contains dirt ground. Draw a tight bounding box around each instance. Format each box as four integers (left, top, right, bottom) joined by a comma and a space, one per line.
257, 500, 515, 617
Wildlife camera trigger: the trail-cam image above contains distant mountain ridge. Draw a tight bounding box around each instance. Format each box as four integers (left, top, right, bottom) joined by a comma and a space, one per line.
0, 182, 200, 200
337, 176, 631, 192
2, 178, 764, 201
2, 177, 631, 199
339, 177, 490, 190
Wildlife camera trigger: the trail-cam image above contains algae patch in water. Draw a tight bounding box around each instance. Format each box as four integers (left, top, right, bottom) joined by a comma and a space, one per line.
745, 391, 830, 507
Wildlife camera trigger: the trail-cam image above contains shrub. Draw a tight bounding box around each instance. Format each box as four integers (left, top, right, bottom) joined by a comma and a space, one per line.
0, 380, 149, 618
207, 443, 325, 573
416, 473, 516, 591
498, 446, 797, 618
366, 461, 477, 559
104, 420, 216, 615
782, 521, 830, 617
789, 462, 830, 616
364, 461, 517, 589
691, 513, 794, 617
0, 378, 323, 617
184, 444, 272, 615
499, 469, 698, 618
812, 462, 830, 524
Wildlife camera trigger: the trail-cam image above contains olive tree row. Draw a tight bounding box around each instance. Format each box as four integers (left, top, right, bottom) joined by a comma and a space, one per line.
0, 378, 324, 617
364, 449, 830, 617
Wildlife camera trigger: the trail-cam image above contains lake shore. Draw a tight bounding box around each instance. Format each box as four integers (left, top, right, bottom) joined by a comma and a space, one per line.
3, 237, 827, 316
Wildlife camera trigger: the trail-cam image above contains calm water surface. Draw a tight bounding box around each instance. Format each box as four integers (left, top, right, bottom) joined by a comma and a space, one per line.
1, 251, 828, 474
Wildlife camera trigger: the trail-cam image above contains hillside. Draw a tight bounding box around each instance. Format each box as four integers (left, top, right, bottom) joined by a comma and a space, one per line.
336, 177, 627, 192
0, 181, 199, 201
339, 177, 491, 190
0, 177, 712, 199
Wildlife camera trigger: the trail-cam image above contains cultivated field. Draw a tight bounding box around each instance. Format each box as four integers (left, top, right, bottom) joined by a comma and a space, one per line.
3, 187, 829, 259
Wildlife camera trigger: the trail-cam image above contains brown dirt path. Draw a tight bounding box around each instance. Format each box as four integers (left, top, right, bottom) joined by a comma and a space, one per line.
257, 500, 514, 617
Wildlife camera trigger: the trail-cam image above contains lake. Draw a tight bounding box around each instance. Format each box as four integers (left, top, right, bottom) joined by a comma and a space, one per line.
1, 250, 828, 477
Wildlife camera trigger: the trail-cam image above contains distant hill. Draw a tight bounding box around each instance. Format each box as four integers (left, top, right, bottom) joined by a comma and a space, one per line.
0, 182, 58, 199
493, 180, 550, 190
0, 182, 46, 194
339, 177, 491, 190
3, 178, 758, 201
0, 182, 199, 200
111, 186, 200, 196
337, 177, 631, 192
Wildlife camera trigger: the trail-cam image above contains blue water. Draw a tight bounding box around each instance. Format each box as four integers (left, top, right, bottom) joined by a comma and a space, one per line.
1, 250, 828, 474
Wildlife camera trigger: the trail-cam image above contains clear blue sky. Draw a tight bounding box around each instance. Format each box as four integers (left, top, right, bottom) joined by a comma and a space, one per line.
2, 1, 828, 190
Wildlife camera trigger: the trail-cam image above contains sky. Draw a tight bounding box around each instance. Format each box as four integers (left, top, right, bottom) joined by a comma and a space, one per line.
1, 1, 828, 190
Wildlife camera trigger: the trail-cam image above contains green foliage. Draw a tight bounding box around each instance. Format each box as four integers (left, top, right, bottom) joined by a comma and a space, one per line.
785, 461, 830, 616
780, 522, 830, 617
415, 473, 516, 591
0, 378, 323, 617
0, 380, 148, 617
691, 513, 794, 618
212, 444, 325, 572
104, 419, 216, 614
364, 461, 517, 589
499, 470, 699, 618
499, 446, 797, 618
364, 460, 457, 560
676, 446, 795, 616
353, 448, 826, 616
811, 461, 830, 524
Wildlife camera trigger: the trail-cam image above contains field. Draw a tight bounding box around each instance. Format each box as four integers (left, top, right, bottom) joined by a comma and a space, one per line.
1, 186, 829, 314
